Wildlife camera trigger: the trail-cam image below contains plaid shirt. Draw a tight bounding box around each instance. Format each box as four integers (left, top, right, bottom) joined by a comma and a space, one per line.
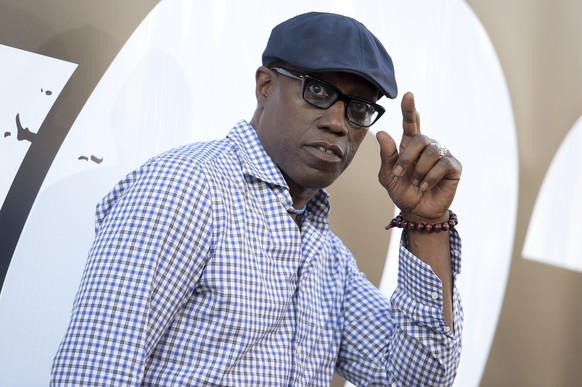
51, 120, 462, 386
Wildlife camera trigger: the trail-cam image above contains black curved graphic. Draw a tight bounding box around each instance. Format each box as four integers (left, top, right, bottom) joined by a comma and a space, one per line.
0, 1, 160, 292
15, 114, 37, 143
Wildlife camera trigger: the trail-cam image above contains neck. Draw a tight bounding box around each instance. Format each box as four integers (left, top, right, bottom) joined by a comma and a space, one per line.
283, 173, 318, 212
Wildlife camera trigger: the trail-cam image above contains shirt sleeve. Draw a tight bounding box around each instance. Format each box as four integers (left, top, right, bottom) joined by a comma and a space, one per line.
50, 155, 216, 386
336, 229, 463, 386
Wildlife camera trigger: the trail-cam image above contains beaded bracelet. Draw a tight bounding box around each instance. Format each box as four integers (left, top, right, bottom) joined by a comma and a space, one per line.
385, 210, 458, 232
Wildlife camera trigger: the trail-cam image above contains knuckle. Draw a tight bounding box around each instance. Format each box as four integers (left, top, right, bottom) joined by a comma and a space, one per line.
398, 153, 413, 164
429, 146, 443, 159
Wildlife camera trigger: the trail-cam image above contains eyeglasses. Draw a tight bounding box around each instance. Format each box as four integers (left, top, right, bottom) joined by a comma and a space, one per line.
271, 67, 385, 127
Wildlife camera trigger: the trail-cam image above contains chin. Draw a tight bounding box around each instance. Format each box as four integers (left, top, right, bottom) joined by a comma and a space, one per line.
298, 174, 339, 191
283, 166, 343, 192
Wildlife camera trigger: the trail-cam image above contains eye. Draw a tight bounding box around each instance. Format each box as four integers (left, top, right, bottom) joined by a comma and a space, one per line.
349, 100, 373, 118
350, 101, 369, 113
304, 79, 334, 100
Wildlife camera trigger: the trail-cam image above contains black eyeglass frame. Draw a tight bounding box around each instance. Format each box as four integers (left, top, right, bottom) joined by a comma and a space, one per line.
270, 67, 385, 128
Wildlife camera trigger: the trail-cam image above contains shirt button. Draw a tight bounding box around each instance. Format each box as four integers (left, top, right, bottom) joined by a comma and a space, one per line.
444, 326, 452, 333
431, 292, 439, 300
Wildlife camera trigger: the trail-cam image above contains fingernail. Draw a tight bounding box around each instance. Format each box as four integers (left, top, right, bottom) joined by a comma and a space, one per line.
420, 181, 429, 192
412, 178, 420, 187
393, 165, 403, 177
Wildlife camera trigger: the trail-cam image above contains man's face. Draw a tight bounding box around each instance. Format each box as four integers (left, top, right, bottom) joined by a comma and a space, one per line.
253, 67, 379, 192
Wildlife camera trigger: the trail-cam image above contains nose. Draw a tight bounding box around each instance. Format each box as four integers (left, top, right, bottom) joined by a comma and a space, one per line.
317, 100, 348, 136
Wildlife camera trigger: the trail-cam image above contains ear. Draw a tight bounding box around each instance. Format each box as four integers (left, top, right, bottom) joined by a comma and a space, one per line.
255, 66, 274, 107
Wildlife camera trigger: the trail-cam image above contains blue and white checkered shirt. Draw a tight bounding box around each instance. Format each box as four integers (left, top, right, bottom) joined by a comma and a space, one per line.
51, 120, 462, 386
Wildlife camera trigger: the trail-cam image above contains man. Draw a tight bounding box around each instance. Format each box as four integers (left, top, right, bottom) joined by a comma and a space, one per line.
51, 12, 463, 386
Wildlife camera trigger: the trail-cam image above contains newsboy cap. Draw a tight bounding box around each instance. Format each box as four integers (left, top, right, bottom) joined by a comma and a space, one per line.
262, 12, 397, 99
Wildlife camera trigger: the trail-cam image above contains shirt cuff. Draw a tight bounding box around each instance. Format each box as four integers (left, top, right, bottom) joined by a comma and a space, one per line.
391, 229, 463, 337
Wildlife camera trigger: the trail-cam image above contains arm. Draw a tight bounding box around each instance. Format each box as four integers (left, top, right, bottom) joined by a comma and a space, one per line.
50, 156, 214, 386
376, 91, 462, 331
336, 91, 463, 385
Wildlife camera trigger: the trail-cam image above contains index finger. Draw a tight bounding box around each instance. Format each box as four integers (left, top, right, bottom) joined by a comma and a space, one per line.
401, 91, 421, 148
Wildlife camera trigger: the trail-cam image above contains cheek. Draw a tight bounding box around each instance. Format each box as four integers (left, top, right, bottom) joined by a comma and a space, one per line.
344, 131, 368, 165
269, 95, 307, 131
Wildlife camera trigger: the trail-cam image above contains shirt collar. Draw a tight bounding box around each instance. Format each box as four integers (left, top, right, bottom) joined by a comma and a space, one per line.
226, 120, 331, 220
227, 120, 288, 188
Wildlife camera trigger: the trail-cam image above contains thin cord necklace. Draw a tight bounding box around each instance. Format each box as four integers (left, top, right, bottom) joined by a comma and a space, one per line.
287, 204, 307, 215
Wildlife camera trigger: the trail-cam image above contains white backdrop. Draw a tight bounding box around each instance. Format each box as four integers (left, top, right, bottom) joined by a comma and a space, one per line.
0, 1, 517, 386
523, 113, 582, 272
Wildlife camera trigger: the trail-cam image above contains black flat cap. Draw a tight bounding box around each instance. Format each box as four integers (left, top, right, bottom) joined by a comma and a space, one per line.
262, 12, 397, 99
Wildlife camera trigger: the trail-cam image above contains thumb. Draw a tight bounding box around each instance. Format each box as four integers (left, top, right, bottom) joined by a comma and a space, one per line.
376, 130, 399, 183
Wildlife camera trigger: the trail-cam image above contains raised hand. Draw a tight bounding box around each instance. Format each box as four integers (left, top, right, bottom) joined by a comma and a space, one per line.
376, 92, 462, 222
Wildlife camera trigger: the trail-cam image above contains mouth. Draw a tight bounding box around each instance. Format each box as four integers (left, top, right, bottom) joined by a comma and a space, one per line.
304, 142, 344, 161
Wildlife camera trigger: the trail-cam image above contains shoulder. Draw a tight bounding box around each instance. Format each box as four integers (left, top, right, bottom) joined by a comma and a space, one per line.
154, 137, 235, 168
97, 138, 238, 218
136, 137, 244, 184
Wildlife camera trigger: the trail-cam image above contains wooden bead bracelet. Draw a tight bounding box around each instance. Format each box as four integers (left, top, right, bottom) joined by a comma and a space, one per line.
385, 210, 458, 232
